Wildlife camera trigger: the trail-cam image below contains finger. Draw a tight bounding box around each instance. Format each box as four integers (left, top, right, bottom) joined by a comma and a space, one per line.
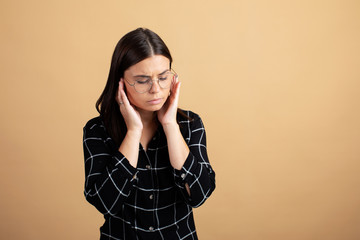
116, 81, 122, 105
173, 82, 181, 105
119, 79, 131, 107
170, 75, 179, 96
172, 74, 179, 89
176, 81, 181, 96
167, 82, 180, 110
171, 80, 181, 98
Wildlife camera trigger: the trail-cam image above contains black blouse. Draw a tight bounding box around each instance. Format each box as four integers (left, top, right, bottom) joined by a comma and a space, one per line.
83, 110, 216, 239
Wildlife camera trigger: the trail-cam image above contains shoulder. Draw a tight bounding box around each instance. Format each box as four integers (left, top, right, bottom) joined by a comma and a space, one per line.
177, 109, 201, 123
83, 116, 108, 137
177, 109, 206, 143
84, 116, 103, 129
177, 109, 205, 130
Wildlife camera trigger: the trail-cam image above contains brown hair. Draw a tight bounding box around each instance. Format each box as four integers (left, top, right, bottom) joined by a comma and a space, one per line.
96, 28, 189, 146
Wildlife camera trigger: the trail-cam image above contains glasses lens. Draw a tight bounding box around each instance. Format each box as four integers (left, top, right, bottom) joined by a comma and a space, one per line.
158, 71, 174, 89
133, 71, 176, 93
134, 78, 151, 93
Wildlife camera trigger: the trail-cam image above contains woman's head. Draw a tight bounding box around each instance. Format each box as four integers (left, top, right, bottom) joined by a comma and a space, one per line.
122, 55, 174, 113
96, 28, 173, 114
96, 28, 173, 144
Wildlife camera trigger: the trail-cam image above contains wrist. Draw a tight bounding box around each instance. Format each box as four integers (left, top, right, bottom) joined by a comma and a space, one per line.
126, 128, 142, 140
162, 122, 179, 133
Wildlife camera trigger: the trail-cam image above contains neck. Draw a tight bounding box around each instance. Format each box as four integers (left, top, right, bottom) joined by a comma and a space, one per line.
138, 109, 157, 126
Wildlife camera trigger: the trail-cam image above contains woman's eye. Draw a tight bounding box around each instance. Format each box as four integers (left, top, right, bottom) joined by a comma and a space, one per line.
136, 79, 149, 84
159, 74, 171, 81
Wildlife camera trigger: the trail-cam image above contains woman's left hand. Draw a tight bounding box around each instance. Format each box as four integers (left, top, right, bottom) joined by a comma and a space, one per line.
157, 76, 181, 126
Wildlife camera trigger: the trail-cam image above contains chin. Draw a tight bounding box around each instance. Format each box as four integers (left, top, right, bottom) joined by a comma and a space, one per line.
137, 102, 165, 112
148, 103, 164, 112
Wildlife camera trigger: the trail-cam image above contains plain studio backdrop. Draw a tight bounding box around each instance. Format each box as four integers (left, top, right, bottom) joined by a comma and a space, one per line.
1, 0, 360, 239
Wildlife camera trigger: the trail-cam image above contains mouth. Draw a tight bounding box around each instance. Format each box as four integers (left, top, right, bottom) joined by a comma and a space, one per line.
147, 98, 163, 105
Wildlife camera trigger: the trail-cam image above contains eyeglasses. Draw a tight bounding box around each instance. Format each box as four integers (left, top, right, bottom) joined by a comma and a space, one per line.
124, 69, 178, 94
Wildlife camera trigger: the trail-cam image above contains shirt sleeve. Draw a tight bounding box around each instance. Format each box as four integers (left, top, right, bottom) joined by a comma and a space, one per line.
173, 114, 216, 208
83, 121, 138, 216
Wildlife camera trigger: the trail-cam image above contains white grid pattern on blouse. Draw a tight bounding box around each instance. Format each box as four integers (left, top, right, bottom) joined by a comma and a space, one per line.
83, 110, 215, 239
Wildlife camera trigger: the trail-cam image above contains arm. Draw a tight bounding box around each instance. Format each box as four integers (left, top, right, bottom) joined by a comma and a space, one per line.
157, 77, 215, 206
83, 121, 138, 216
173, 114, 216, 207
163, 122, 192, 195
84, 79, 143, 215
117, 79, 143, 168
163, 123, 189, 170
157, 78, 192, 195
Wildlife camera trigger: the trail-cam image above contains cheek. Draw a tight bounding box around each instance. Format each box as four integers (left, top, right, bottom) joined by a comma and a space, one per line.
124, 87, 138, 104
126, 89, 149, 109
127, 92, 139, 106
160, 90, 171, 105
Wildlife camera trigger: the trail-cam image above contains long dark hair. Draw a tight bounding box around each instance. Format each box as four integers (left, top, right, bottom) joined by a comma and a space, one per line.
96, 28, 183, 146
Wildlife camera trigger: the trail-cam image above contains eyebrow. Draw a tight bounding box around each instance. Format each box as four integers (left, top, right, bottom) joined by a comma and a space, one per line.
133, 69, 170, 78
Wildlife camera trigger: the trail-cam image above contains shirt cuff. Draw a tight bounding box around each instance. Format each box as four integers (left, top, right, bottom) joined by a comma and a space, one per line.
173, 151, 197, 182
111, 150, 139, 182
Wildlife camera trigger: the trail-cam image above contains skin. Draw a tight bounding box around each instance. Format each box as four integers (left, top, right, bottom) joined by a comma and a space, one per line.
115, 55, 190, 195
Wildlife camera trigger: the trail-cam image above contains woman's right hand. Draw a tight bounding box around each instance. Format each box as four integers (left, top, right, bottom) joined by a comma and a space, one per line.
116, 79, 143, 133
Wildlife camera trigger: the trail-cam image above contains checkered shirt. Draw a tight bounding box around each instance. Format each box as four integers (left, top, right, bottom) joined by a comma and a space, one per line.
83, 110, 216, 239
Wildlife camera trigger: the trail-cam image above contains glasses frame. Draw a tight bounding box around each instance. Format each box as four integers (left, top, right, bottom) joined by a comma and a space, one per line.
124, 68, 178, 94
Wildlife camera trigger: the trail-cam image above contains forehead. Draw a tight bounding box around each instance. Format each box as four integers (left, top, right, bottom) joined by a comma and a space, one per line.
126, 55, 170, 76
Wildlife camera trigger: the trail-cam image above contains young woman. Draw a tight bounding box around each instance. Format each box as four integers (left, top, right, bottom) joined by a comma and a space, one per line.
83, 28, 216, 240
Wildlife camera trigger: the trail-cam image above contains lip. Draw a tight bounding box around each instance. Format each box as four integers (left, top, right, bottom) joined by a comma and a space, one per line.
147, 98, 163, 105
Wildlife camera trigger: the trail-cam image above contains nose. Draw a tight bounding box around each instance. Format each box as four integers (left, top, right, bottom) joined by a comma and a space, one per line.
149, 79, 161, 93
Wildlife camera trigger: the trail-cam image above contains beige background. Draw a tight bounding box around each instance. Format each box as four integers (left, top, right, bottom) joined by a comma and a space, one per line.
1, 0, 360, 239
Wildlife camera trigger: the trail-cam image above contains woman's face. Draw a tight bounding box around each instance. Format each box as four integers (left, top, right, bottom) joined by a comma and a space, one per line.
122, 55, 171, 113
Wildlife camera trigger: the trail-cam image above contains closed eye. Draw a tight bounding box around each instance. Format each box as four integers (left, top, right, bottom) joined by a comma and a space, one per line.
135, 77, 151, 84
158, 72, 172, 81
